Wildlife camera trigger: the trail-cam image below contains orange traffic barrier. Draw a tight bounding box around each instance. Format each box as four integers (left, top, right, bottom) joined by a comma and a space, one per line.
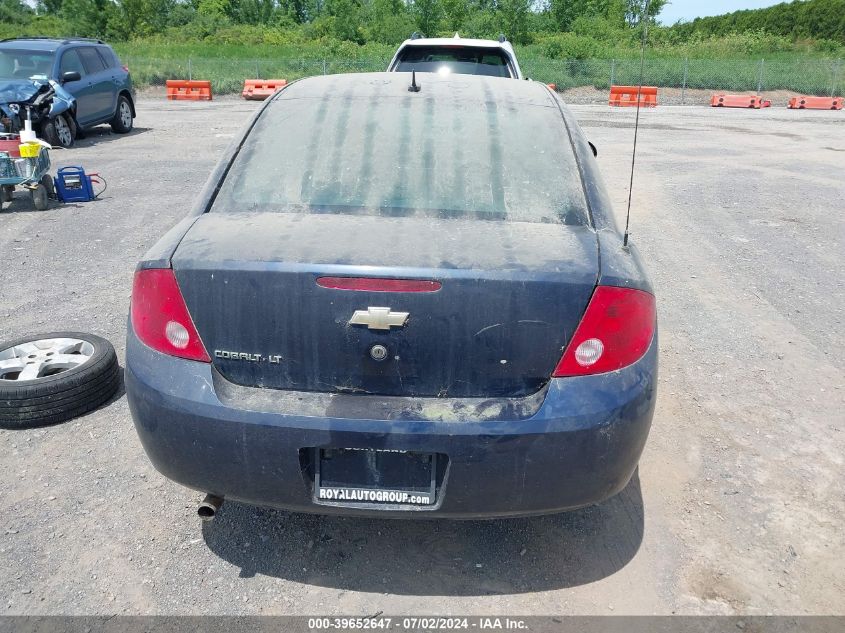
711, 94, 769, 109
788, 95, 842, 110
166, 80, 212, 101
547, 83, 557, 91
609, 85, 657, 107
242, 79, 288, 100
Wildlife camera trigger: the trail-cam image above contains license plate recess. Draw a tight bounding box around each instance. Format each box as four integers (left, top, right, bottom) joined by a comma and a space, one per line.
314, 448, 437, 506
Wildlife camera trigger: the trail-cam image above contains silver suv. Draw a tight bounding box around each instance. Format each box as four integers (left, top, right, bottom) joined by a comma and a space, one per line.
387, 33, 523, 80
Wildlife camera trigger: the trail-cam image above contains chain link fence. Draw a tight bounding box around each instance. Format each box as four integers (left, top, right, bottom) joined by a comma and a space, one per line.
125, 57, 387, 94
125, 55, 845, 102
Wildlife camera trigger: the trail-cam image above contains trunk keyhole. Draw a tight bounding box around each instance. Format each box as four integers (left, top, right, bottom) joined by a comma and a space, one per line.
370, 344, 388, 361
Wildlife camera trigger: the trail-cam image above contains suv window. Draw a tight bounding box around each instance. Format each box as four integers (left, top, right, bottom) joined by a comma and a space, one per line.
211, 87, 588, 225
77, 47, 107, 74
59, 49, 86, 77
395, 46, 512, 78
97, 46, 119, 68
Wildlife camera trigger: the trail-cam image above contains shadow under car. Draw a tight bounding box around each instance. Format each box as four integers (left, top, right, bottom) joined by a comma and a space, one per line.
200, 471, 644, 595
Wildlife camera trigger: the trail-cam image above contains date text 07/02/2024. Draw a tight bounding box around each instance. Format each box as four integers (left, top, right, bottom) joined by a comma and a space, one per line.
307, 617, 529, 630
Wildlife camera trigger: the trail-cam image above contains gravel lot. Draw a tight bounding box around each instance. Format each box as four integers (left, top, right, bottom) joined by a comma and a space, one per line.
0, 95, 843, 616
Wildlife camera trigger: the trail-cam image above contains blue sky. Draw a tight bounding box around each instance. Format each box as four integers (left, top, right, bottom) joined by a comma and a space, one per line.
658, 1, 787, 25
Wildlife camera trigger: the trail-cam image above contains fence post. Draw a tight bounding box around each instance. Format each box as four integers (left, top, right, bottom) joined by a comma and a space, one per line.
833, 58, 842, 98
188, 57, 192, 81
757, 58, 764, 94
610, 58, 615, 87
256, 60, 260, 80
322, 59, 327, 75
681, 57, 688, 104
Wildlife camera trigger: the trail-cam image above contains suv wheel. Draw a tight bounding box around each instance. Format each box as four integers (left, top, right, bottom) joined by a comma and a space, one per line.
111, 95, 134, 134
42, 113, 75, 148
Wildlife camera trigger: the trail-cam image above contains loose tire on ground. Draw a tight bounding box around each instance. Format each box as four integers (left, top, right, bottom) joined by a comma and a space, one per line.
0, 332, 120, 429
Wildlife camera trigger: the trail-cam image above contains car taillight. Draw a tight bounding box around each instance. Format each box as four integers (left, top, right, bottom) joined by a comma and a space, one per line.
552, 286, 655, 377
130, 268, 210, 362
122, 65, 129, 72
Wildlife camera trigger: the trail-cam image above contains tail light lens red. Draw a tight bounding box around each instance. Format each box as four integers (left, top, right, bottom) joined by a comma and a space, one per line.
122, 65, 129, 72
130, 268, 210, 362
552, 285, 655, 377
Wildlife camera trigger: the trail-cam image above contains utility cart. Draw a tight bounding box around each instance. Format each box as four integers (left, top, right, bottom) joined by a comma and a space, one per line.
0, 137, 54, 211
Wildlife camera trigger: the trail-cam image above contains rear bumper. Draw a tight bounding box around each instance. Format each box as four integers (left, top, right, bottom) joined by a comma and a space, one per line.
125, 328, 657, 518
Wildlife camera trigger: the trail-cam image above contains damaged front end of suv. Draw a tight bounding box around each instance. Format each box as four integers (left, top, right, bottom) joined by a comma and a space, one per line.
0, 78, 77, 148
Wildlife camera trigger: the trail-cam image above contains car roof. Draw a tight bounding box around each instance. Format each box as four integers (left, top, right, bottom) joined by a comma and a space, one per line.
279, 72, 552, 107
398, 36, 516, 55
0, 38, 106, 52
390, 35, 522, 79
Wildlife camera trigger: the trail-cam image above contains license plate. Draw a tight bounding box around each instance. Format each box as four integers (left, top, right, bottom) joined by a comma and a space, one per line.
315, 448, 437, 507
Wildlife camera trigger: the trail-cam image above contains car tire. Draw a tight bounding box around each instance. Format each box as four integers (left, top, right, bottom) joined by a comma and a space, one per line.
110, 95, 134, 134
66, 114, 78, 140
0, 332, 120, 429
0, 185, 12, 204
41, 114, 75, 148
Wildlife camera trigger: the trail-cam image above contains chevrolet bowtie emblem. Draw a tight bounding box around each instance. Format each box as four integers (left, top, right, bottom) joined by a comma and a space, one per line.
349, 307, 409, 331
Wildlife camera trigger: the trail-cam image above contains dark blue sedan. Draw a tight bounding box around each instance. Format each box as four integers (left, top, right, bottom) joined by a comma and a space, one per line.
125, 72, 657, 519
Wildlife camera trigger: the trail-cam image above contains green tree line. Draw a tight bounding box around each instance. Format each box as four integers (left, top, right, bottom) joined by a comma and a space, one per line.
0, 0, 685, 46
0, 0, 842, 59
672, 0, 845, 50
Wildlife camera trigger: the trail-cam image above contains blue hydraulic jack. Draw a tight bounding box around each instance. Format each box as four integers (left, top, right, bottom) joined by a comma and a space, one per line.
55, 166, 102, 202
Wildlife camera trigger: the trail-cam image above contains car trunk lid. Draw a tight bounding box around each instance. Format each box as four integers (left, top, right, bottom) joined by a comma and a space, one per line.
173, 212, 598, 398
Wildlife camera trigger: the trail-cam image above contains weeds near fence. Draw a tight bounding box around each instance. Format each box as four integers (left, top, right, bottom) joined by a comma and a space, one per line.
125, 55, 844, 98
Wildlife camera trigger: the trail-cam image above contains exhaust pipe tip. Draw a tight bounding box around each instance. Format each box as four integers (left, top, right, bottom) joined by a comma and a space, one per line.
198, 494, 224, 522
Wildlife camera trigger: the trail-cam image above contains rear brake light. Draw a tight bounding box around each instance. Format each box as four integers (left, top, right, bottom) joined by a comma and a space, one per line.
130, 268, 210, 362
122, 65, 129, 72
317, 277, 441, 292
552, 286, 655, 377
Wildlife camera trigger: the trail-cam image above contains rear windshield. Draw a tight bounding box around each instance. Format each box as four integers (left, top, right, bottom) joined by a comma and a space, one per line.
211, 84, 588, 225
395, 45, 513, 78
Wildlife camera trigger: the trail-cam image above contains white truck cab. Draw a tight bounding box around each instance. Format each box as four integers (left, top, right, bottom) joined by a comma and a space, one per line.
387, 33, 524, 80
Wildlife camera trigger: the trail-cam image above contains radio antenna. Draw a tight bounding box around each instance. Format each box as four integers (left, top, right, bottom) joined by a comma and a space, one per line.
623, 0, 651, 247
